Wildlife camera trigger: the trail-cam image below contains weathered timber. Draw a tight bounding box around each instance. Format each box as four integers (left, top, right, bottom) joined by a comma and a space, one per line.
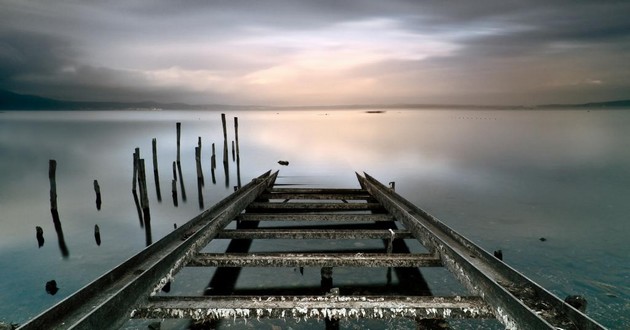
132, 296, 494, 321
215, 229, 412, 240
48, 159, 69, 258
236, 213, 395, 222
221, 113, 228, 165
49, 159, 57, 211
263, 192, 371, 200
246, 202, 385, 212
93, 179, 101, 210
94, 224, 101, 246
137, 159, 150, 223
35, 226, 45, 248
18, 171, 277, 330
176, 122, 181, 162
189, 252, 442, 267
152, 138, 162, 202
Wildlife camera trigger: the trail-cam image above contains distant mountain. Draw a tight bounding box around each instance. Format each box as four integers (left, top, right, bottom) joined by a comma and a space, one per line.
0, 89, 68, 110
0, 90, 234, 110
1, 89, 629, 110
538, 99, 630, 109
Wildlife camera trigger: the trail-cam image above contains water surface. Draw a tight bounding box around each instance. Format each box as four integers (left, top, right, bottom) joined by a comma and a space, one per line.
0, 109, 628, 328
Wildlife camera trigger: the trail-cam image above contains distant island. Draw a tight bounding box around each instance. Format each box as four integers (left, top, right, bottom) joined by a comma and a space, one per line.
1, 89, 629, 111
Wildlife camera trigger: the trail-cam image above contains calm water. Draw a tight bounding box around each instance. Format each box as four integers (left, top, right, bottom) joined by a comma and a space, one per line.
0, 109, 628, 328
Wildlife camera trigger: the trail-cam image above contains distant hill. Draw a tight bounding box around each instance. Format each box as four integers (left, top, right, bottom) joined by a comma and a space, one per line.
0, 90, 231, 110
538, 99, 630, 109
1, 89, 629, 110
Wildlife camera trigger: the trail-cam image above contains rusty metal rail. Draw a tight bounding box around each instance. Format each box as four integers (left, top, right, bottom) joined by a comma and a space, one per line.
18, 170, 605, 329
356, 172, 606, 329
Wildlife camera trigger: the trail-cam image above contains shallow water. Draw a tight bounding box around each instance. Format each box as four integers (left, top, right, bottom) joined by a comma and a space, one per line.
0, 109, 628, 328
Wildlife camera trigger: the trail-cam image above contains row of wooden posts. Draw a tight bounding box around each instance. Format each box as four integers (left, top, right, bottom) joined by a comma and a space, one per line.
42, 114, 242, 260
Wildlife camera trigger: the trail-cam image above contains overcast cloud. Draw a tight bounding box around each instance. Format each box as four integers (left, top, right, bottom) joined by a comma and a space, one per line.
1, 0, 629, 105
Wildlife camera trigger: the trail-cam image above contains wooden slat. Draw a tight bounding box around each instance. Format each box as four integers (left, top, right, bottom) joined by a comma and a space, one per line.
188, 252, 442, 267
133, 295, 495, 321
216, 228, 412, 239
247, 202, 384, 211
236, 213, 395, 222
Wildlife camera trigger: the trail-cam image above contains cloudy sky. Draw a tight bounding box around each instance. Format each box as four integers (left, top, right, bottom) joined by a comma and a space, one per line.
1, 0, 629, 106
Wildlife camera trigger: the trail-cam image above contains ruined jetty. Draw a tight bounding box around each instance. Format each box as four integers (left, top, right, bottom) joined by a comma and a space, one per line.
18, 171, 604, 329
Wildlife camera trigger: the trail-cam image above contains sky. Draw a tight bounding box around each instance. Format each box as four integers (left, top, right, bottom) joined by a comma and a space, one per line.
1, 0, 629, 106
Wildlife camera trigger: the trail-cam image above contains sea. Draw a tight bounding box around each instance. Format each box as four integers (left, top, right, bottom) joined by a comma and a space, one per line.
0, 108, 628, 329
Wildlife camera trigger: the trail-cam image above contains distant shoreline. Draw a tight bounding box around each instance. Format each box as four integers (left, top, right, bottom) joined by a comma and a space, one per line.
1, 89, 629, 111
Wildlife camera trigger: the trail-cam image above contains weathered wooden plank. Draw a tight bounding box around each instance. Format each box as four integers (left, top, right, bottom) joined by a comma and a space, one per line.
215, 229, 412, 239
269, 188, 367, 194
246, 202, 385, 212
263, 193, 372, 200
132, 295, 494, 321
188, 252, 442, 267
236, 213, 395, 222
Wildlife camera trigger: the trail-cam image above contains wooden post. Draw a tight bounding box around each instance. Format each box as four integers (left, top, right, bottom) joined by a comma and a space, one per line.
221, 114, 230, 188
132, 150, 143, 227
138, 159, 150, 223
152, 138, 162, 202
49, 159, 69, 258
171, 179, 178, 207
94, 179, 102, 210
211, 143, 216, 185
176, 122, 181, 163
171, 161, 178, 207
231, 140, 235, 162
234, 117, 240, 162
175, 122, 186, 202
221, 113, 228, 165
49, 159, 58, 211
195, 144, 205, 210
235, 117, 241, 189
36, 226, 44, 248
132, 148, 139, 191
94, 224, 101, 246
177, 160, 186, 202
195, 137, 204, 185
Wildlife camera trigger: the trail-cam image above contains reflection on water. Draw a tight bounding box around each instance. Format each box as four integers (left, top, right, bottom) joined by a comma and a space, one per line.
0, 109, 629, 327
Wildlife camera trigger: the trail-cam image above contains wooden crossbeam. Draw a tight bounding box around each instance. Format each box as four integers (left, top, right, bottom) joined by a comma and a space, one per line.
236, 213, 394, 222
132, 295, 495, 321
216, 229, 412, 239
188, 252, 442, 267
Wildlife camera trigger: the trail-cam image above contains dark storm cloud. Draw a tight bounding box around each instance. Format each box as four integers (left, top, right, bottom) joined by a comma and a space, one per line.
0, 29, 75, 85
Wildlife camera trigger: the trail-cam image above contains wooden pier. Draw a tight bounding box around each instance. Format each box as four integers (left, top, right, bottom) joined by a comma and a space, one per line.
19, 171, 605, 329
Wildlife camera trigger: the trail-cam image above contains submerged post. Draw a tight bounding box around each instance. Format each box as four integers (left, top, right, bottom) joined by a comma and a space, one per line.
171, 179, 178, 207
221, 114, 230, 188
175, 122, 186, 202
195, 143, 205, 210
176, 122, 181, 163
36, 226, 45, 248
211, 143, 217, 185
132, 149, 144, 227
235, 117, 242, 188
152, 138, 162, 202
94, 224, 101, 246
49, 160, 69, 258
138, 159, 151, 223
171, 161, 178, 207
49, 160, 58, 211
221, 113, 228, 165
93, 179, 102, 210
